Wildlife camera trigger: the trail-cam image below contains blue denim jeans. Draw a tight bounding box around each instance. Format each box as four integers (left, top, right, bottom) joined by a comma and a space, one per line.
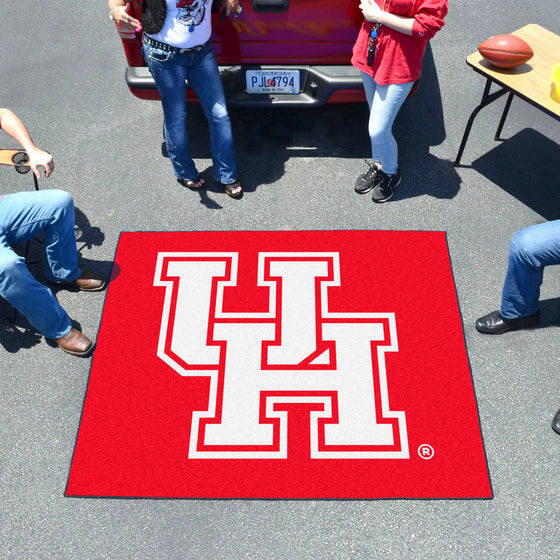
0, 190, 80, 338
143, 39, 237, 184
361, 73, 413, 175
500, 220, 560, 319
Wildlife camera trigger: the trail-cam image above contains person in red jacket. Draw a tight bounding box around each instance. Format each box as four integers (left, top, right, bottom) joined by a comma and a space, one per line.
352, 0, 447, 202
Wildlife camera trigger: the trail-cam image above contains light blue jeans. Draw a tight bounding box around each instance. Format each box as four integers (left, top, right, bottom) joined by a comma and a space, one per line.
361, 73, 413, 175
500, 220, 560, 319
143, 39, 237, 184
0, 190, 80, 338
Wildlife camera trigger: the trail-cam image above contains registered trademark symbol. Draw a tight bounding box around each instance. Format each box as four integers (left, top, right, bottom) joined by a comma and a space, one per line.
418, 444, 434, 460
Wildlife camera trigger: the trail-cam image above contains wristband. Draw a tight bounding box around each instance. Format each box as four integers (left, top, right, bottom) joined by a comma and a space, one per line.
109, 6, 118, 20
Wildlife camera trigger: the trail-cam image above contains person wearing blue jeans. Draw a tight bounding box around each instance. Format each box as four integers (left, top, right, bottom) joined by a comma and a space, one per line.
475, 221, 560, 435
109, 0, 243, 198
357, 76, 413, 201
351, 0, 447, 203
0, 108, 105, 357
476, 220, 560, 335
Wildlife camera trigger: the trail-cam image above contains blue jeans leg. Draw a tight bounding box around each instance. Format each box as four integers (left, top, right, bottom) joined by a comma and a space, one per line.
0, 190, 79, 338
187, 45, 237, 184
144, 41, 237, 184
361, 73, 413, 175
143, 43, 198, 181
500, 220, 560, 319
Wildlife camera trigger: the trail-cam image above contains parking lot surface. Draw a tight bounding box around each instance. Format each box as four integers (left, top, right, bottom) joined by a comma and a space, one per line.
1, 2, 560, 558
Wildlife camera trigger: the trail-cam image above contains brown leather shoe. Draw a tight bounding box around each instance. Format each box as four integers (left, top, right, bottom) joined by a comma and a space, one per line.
67, 270, 106, 292
54, 328, 95, 357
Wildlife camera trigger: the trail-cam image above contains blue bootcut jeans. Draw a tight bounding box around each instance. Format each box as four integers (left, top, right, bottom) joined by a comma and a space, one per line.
143, 39, 238, 185
0, 190, 81, 339
500, 220, 560, 319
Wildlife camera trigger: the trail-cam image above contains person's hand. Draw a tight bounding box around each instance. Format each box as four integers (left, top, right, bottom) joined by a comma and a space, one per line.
112, 3, 142, 32
27, 148, 54, 179
359, 0, 384, 23
223, 0, 239, 17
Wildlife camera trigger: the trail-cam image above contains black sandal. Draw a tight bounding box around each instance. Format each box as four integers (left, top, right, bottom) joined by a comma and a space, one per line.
178, 177, 205, 190
222, 180, 243, 199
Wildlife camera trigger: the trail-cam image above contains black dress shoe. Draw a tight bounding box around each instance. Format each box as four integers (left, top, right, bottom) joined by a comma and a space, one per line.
552, 408, 560, 435
475, 309, 540, 334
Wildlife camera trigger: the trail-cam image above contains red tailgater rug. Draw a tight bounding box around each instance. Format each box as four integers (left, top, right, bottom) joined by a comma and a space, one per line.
66, 230, 492, 499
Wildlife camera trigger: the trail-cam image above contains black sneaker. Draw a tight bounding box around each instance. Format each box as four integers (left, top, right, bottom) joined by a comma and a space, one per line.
371, 169, 401, 203
354, 162, 382, 194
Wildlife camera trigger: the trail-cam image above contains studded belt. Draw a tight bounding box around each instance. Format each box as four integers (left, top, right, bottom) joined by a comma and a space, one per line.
143, 35, 208, 54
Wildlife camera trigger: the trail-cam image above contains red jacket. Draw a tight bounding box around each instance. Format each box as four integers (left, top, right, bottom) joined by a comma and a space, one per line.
351, 0, 447, 85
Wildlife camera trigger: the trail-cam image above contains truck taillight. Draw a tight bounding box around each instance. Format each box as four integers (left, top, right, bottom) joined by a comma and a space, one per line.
115, 23, 145, 67
116, 25, 137, 41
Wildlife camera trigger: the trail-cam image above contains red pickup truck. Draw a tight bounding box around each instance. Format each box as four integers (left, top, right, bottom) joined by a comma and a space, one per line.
116, 0, 365, 106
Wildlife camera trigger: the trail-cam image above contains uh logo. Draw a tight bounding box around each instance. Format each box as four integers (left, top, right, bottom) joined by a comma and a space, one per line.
154, 252, 408, 460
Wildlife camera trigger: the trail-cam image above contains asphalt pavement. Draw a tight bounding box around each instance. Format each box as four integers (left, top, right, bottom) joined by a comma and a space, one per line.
1, 1, 560, 558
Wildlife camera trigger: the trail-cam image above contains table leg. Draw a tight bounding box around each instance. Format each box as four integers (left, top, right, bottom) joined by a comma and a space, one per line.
454, 79, 509, 166
495, 92, 514, 141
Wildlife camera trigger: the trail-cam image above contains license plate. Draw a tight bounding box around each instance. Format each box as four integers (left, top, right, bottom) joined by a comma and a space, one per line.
246, 70, 300, 94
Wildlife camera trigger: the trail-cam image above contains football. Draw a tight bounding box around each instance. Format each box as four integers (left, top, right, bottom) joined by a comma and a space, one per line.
478, 34, 534, 69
